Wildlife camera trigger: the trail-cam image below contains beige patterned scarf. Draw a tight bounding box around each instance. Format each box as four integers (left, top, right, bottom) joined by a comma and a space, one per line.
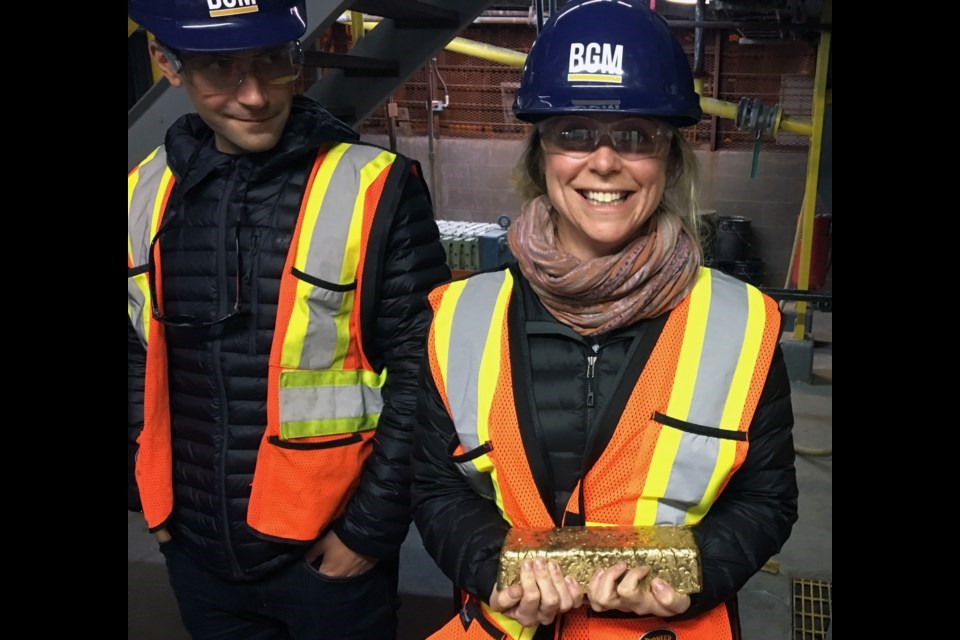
508, 196, 700, 336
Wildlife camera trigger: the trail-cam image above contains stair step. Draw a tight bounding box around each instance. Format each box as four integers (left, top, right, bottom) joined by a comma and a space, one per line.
303, 51, 399, 77
352, 0, 460, 28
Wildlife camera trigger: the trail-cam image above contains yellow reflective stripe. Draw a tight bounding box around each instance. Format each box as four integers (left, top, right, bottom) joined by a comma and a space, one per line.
479, 270, 513, 524
721, 284, 765, 429
481, 601, 537, 639
282, 414, 380, 438
685, 285, 766, 524
634, 270, 711, 526
129, 272, 151, 341
151, 169, 172, 239
279, 367, 387, 389
127, 146, 161, 267
330, 150, 395, 368
282, 146, 349, 369
434, 280, 468, 392
139, 168, 175, 343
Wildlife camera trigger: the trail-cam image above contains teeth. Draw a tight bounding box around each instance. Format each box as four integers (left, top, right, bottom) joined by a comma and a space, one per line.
581, 190, 627, 205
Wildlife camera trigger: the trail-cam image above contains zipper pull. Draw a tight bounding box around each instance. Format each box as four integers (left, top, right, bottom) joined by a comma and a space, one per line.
244, 231, 260, 283
586, 355, 597, 379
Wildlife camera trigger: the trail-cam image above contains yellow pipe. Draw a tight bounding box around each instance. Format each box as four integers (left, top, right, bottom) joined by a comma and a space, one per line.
792, 0, 830, 339
358, 21, 816, 138
350, 11, 364, 46
445, 37, 528, 68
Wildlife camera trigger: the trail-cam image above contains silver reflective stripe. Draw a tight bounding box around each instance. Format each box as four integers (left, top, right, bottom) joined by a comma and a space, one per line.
298, 145, 385, 370
301, 145, 383, 282
656, 270, 749, 525
128, 147, 169, 348
128, 147, 168, 268
447, 272, 507, 452
280, 383, 384, 425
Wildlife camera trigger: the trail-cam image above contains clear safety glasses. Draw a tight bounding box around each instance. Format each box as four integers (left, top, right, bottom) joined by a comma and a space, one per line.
162, 41, 304, 94
537, 116, 673, 160
148, 225, 242, 328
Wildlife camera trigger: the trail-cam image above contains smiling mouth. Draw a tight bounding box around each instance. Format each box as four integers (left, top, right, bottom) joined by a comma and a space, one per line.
578, 190, 631, 206
233, 113, 277, 124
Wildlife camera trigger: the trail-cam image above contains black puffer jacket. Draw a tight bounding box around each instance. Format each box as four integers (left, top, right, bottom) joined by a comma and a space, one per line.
412, 265, 798, 624
128, 96, 451, 581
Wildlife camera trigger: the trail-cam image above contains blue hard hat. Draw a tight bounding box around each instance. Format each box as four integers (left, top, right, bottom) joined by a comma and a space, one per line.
128, 0, 307, 52
513, 0, 702, 127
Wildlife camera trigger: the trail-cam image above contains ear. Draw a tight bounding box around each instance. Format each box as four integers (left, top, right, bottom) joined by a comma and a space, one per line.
148, 39, 184, 87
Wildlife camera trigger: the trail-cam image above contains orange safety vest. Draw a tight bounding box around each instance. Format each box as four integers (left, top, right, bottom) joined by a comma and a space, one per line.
424, 267, 781, 640
127, 142, 408, 542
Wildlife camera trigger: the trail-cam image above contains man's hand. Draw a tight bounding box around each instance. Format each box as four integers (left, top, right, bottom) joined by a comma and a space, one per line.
305, 530, 378, 578
488, 559, 583, 627
586, 563, 691, 618
154, 528, 172, 544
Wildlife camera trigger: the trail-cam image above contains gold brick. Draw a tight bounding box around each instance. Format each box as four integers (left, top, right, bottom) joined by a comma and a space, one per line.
497, 526, 701, 594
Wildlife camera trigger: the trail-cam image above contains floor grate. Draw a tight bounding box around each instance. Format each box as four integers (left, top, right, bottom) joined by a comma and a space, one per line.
792, 577, 831, 639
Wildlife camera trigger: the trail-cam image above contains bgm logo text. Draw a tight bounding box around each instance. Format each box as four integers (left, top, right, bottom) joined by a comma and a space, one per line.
208, 0, 259, 18
567, 42, 624, 83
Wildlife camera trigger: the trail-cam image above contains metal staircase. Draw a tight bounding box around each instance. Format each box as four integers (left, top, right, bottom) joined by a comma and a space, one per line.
128, 0, 495, 171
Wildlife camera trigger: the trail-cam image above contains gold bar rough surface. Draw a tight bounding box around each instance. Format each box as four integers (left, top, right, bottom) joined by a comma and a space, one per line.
496, 526, 701, 594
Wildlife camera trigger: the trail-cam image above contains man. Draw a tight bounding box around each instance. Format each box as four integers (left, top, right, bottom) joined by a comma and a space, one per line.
126, 1, 450, 638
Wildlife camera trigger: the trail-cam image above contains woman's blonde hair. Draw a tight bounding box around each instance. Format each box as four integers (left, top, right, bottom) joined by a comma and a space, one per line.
512, 122, 703, 258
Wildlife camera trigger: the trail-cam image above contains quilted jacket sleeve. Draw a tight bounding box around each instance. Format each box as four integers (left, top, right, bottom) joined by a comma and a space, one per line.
332, 163, 452, 559
411, 355, 511, 600
677, 344, 799, 619
128, 317, 146, 512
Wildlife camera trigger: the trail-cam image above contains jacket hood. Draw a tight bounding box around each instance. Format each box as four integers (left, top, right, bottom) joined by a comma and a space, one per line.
164, 95, 361, 191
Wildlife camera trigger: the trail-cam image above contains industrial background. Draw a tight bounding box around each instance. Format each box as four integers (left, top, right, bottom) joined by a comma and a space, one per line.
128, 1, 832, 638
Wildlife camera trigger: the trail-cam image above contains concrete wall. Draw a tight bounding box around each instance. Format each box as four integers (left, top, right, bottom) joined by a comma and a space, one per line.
365, 134, 829, 289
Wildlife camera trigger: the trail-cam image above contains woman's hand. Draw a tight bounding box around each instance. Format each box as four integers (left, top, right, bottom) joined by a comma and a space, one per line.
488, 558, 584, 627
586, 563, 691, 618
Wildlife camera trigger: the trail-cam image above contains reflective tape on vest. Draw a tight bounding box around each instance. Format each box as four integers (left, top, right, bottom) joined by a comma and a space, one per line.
127, 147, 174, 347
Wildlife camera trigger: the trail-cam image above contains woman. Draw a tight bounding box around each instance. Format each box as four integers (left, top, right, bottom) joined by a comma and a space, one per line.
412, 2, 798, 638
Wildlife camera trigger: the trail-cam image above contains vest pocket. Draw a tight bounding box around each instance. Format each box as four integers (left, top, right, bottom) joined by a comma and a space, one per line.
247, 367, 385, 542
127, 265, 151, 346
652, 411, 747, 441
447, 436, 496, 500
278, 368, 385, 440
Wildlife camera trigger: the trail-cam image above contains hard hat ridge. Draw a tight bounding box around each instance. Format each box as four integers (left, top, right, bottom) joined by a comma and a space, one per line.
128, 0, 307, 52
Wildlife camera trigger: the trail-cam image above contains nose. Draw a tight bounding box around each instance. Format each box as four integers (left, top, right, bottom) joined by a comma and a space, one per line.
234, 71, 269, 109
587, 141, 622, 175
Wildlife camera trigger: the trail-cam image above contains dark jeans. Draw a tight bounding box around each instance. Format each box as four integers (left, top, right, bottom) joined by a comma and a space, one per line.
159, 538, 399, 640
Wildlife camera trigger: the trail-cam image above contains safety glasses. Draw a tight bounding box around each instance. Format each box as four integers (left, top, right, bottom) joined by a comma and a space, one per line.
161, 41, 304, 94
148, 224, 242, 328
537, 116, 673, 160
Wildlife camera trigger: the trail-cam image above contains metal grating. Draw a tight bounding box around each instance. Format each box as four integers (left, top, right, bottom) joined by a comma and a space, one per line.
792, 577, 832, 640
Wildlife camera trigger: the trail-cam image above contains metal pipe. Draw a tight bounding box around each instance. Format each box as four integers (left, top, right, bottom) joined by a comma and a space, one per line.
350, 21, 815, 136
791, 0, 831, 339
444, 37, 528, 68
427, 58, 439, 217
536, 0, 545, 33
693, 0, 706, 77
665, 20, 830, 31
350, 11, 364, 46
